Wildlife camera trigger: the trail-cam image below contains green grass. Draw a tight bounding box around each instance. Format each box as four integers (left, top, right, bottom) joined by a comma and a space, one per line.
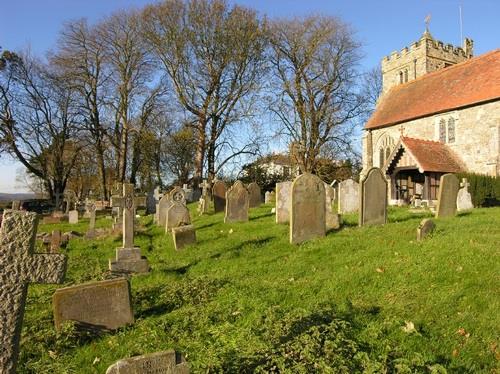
19, 205, 500, 373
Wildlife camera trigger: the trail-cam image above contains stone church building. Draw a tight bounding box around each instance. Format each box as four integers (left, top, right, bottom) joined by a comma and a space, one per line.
362, 30, 499, 205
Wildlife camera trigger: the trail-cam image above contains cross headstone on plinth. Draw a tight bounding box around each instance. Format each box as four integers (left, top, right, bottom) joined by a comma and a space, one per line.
0, 210, 67, 374
85, 202, 97, 239
457, 178, 474, 212
198, 180, 210, 214
109, 184, 149, 273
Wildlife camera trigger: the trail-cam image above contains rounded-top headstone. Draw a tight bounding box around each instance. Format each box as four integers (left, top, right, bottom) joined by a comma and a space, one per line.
359, 167, 387, 226
247, 182, 261, 208
212, 180, 227, 213
290, 173, 326, 244
225, 181, 249, 223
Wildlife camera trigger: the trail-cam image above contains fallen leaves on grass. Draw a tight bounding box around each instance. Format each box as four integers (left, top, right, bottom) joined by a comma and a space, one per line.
376, 267, 385, 273
402, 321, 416, 333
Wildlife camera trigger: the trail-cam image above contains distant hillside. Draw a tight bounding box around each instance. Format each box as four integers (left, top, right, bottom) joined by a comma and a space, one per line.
0, 192, 36, 202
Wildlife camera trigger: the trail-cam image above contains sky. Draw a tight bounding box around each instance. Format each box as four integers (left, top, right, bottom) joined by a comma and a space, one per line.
1, 0, 498, 193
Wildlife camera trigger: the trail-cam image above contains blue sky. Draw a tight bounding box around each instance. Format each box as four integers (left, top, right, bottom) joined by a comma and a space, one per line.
1, 0, 498, 192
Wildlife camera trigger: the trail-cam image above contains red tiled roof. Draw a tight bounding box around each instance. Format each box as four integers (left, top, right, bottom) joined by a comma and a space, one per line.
387, 137, 464, 173
366, 49, 500, 129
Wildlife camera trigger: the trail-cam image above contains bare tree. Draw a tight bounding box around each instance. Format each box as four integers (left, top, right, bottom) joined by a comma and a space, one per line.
267, 16, 364, 173
141, 0, 266, 186
361, 66, 382, 120
52, 19, 111, 199
0, 51, 82, 207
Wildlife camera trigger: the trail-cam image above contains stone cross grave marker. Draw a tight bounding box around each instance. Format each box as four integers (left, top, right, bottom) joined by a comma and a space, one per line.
338, 179, 359, 214
0, 210, 67, 374
247, 182, 261, 208
53, 277, 134, 332
153, 187, 163, 223
106, 350, 189, 374
166, 202, 191, 232
417, 218, 436, 241
435, 173, 459, 218
457, 178, 474, 212
11, 200, 21, 210
110, 183, 149, 273
225, 181, 249, 223
359, 168, 387, 226
85, 202, 97, 239
198, 180, 210, 214
212, 180, 227, 213
276, 181, 292, 224
290, 173, 326, 244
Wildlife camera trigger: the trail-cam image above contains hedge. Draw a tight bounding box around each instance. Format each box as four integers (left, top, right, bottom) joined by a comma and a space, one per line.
456, 172, 500, 207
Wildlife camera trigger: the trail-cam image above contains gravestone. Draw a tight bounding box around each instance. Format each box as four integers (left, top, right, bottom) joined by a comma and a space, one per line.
276, 181, 292, 224
170, 186, 186, 205
247, 182, 261, 208
183, 183, 194, 203
146, 188, 156, 215
166, 203, 191, 232
68, 210, 79, 224
106, 350, 189, 374
417, 218, 436, 241
85, 202, 97, 239
198, 180, 210, 215
212, 180, 227, 213
172, 225, 196, 250
457, 178, 474, 212
53, 277, 133, 332
158, 187, 186, 227
153, 187, 163, 223
224, 181, 249, 223
0, 210, 67, 374
435, 174, 459, 218
359, 168, 388, 226
11, 200, 21, 210
265, 191, 276, 204
290, 173, 326, 244
50, 230, 61, 253
324, 183, 340, 231
109, 183, 149, 274
338, 179, 359, 214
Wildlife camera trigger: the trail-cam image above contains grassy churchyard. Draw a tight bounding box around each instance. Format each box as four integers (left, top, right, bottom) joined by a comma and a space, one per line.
19, 204, 499, 373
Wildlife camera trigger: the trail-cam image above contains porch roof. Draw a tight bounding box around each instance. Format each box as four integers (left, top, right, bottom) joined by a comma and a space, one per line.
384, 137, 464, 174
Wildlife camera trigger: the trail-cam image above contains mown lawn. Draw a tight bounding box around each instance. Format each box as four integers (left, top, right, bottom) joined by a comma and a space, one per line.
19, 204, 500, 373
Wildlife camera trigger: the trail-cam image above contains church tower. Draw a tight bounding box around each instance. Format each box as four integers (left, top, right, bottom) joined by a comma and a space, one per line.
381, 30, 473, 94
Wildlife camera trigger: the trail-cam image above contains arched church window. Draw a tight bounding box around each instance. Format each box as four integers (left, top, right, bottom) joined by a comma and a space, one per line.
439, 119, 446, 143
404, 69, 408, 82
379, 148, 385, 167
399, 71, 403, 84
448, 118, 455, 143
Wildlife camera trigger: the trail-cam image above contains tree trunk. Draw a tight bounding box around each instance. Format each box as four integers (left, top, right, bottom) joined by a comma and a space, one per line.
118, 126, 128, 183
95, 140, 108, 200
193, 122, 206, 188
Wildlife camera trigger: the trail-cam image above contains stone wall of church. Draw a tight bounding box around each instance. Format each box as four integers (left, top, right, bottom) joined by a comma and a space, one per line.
362, 100, 500, 177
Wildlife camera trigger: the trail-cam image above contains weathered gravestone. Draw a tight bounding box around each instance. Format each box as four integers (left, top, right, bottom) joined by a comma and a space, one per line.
172, 225, 197, 251
11, 200, 21, 210
247, 182, 262, 208
106, 350, 189, 374
225, 181, 249, 223
457, 178, 474, 212
265, 191, 276, 205
50, 230, 61, 253
146, 188, 156, 215
359, 168, 388, 226
85, 202, 97, 239
338, 179, 359, 214
275, 181, 292, 224
157, 187, 186, 227
290, 173, 326, 244
417, 218, 436, 241
212, 180, 227, 213
109, 183, 149, 273
0, 210, 67, 374
324, 183, 341, 231
166, 203, 191, 232
435, 173, 459, 218
52, 277, 134, 331
68, 210, 79, 224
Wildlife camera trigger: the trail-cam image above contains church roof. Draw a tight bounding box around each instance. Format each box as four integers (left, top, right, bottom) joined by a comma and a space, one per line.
366, 49, 500, 130
385, 137, 464, 174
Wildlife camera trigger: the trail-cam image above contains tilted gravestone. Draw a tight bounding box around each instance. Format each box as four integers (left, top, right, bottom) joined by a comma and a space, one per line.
85, 202, 97, 239
417, 218, 436, 241
109, 183, 149, 273
52, 277, 134, 332
172, 225, 197, 251
68, 210, 79, 224
275, 181, 292, 224
457, 178, 474, 212
106, 350, 189, 374
359, 168, 388, 226
338, 179, 359, 214
225, 181, 249, 223
247, 182, 262, 208
290, 173, 326, 244
0, 210, 67, 374
435, 173, 459, 218
212, 180, 227, 213
166, 203, 191, 233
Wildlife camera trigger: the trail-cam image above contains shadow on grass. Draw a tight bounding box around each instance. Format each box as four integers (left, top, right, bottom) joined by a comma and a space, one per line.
196, 221, 218, 230
226, 236, 274, 255
249, 211, 274, 221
